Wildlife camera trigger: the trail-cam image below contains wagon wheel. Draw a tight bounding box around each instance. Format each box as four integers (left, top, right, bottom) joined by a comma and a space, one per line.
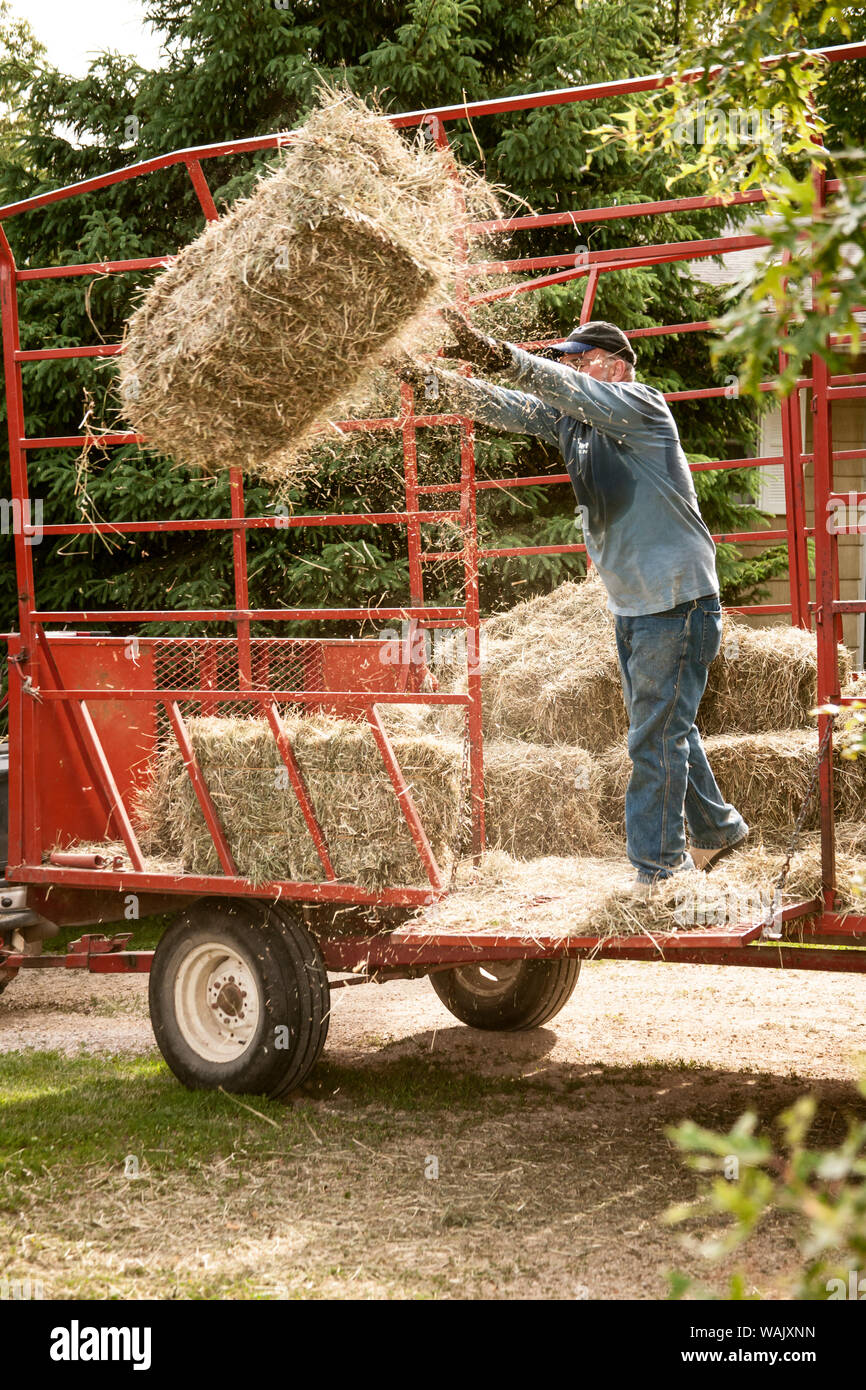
429, 957, 581, 1031
149, 897, 330, 1098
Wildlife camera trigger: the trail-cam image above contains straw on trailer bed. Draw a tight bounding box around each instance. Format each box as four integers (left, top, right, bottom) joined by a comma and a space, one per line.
725, 822, 866, 915
53, 823, 864, 942
406, 829, 864, 945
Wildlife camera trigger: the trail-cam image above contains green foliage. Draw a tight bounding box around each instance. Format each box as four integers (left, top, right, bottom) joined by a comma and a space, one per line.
589, 1, 866, 395
714, 161, 866, 394
0, 0, 790, 633
665, 1073, 866, 1299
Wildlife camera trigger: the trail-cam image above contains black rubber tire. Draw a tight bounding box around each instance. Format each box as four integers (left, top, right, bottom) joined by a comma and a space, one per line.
265, 900, 331, 1098
148, 897, 329, 1098
429, 957, 581, 1031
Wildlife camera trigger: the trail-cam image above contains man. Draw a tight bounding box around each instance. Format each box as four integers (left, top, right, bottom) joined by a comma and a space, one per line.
397, 309, 749, 886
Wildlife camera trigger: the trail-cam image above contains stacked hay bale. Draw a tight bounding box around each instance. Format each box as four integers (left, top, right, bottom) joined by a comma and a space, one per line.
130, 575, 862, 892
430, 571, 859, 856
597, 730, 866, 837
437, 571, 851, 748
137, 712, 463, 890
480, 740, 603, 858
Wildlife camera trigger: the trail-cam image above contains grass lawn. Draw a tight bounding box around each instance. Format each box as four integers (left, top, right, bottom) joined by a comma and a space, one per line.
1, 1049, 600, 1299
3, 1045, 845, 1300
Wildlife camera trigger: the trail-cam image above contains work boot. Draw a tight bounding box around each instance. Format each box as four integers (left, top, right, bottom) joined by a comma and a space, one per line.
690, 833, 749, 873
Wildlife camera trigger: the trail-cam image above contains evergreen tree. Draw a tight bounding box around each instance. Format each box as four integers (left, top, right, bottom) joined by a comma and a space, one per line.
0, 0, 785, 639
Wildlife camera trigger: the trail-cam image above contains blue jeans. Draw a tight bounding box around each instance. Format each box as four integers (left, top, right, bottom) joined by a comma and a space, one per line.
614, 595, 748, 883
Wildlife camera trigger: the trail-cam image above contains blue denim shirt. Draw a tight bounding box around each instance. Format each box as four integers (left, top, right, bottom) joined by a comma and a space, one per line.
439, 345, 719, 617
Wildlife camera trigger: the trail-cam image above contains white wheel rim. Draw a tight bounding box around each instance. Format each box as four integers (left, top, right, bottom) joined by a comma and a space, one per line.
173, 943, 261, 1062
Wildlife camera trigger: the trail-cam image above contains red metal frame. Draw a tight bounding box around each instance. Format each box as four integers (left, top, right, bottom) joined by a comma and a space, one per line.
3, 42, 866, 982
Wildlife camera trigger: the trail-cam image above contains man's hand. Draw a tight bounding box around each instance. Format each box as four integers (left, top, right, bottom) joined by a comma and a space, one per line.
387, 352, 444, 403
387, 353, 429, 391
440, 307, 512, 372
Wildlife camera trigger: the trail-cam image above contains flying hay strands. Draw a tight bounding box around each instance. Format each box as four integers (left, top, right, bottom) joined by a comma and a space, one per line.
118, 88, 499, 485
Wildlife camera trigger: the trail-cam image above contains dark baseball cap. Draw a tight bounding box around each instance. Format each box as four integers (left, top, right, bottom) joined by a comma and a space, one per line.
558, 321, 636, 365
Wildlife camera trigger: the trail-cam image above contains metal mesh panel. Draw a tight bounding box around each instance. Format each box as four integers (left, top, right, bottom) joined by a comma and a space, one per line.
152, 637, 324, 721
148, 640, 326, 789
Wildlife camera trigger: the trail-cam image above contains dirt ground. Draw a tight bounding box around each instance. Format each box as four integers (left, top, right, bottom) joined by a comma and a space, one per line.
2, 957, 865, 1299
3, 953, 865, 1079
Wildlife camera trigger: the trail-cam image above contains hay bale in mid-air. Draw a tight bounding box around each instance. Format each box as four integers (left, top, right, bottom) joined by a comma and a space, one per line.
137, 712, 463, 889
118, 88, 496, 484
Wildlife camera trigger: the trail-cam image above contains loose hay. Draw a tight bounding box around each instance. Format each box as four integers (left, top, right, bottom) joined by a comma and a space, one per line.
137, 712, 463, 890
409, 851, 640, 941
724, 822, 866, 915
118, 87, 499, 483
406, 829, 864, 944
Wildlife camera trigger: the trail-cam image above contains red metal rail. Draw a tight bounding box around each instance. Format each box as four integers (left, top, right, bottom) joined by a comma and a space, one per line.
2, 43, 865, 969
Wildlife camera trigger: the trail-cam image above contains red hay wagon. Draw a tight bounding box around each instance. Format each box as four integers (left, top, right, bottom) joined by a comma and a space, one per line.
2, 44, 866, 1097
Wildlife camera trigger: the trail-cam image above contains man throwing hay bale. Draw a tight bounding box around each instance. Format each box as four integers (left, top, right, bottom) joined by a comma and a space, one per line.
398, 311, 749, 888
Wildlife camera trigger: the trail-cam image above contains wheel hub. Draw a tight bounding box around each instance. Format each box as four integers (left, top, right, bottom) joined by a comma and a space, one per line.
174, 945, 261, 1062
210, 974, 247, 1024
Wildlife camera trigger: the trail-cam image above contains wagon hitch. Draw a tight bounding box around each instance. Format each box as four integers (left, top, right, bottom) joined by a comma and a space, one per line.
66, 932, 134, 962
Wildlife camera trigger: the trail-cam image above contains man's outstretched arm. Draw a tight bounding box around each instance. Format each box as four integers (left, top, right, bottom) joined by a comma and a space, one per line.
437, 369, 562, 448
395, 359, 562, 449
436, 307, 667, 442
